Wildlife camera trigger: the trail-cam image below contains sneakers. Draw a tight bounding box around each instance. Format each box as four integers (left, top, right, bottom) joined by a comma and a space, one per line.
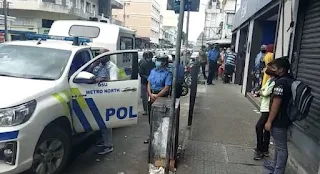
263, 151, 270, 157
253, 148, 269, 160
96, 142, 104, 147
97, 146, 113, 155
254, 150, 264, 160
143, 111, 148, 115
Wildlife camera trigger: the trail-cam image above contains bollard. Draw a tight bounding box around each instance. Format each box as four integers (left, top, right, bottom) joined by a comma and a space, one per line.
188, 64, 200, 126
148, 97, 180, 173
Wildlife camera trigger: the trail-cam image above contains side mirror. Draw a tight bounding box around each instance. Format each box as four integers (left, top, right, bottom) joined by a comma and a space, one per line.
73, 71, 96, 84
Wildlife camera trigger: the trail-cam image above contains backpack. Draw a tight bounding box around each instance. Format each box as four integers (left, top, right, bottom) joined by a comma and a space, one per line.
287, 80, 314, 122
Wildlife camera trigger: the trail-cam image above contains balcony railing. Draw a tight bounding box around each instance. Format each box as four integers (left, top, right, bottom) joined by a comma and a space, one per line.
9, 0, 95, 19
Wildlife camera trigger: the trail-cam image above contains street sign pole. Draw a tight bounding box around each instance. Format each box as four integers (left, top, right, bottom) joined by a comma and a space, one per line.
3, 0, 8, 41
167, 0, 184, 173
184, 9, 190, 65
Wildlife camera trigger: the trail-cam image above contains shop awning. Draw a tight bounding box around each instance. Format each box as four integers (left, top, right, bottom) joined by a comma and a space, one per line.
206, 38, 231, 45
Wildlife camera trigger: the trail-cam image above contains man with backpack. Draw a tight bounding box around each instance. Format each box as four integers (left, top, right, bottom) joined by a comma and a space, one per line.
263, 58, 292, 174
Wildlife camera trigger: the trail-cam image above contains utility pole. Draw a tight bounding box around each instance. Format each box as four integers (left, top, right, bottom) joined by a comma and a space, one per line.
201, 11, 207, 46
167, 0, 184, 172
123, 2, 126, 27
3, 0, 8, 41
183, 9, 190, 65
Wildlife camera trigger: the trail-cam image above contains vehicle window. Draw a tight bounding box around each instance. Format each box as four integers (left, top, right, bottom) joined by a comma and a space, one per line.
0, 44, 71, 80
84, 52, 138, 82
120, 37, 133, 50
69, 25, 100, 38
69, 50, 91, 78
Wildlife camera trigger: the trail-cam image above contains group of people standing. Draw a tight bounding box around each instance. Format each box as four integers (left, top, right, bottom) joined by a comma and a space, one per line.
198, 44, 237, 84
252, 44, 275, 97
139, 51, 184, 144
254, 57, 294, 174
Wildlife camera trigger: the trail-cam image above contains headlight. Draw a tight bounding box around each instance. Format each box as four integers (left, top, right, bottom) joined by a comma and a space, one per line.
0, 100, 37, 127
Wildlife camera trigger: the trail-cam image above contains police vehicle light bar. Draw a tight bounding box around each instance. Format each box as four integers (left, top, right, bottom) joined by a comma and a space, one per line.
24, 33, 92, 45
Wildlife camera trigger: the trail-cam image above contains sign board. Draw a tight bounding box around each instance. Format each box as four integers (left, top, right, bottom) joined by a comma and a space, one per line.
232, 0, 272, 30
167, 0, 200, 13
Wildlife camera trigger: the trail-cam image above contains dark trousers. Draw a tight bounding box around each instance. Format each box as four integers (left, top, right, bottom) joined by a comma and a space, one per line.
201, 62, 207, 78
207, 61, 217, 84
255, 112, 270, 152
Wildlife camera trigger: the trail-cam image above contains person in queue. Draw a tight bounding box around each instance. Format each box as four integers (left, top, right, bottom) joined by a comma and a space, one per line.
199, 45, 208, 79
254, 62, 275, 160
168, 53, 184, 98
87, 48, 118, 155
264, 58, 292, 174
139, 51, 155, 115
224, 46, 237, 83
143, 55, 172, 144
207, 44, 220, 85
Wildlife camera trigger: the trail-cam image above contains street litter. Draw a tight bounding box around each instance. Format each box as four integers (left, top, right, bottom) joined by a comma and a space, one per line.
149, 164, 165, 174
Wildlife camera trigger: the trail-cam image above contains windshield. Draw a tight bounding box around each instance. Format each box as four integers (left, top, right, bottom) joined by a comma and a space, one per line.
0, 44, 71, 80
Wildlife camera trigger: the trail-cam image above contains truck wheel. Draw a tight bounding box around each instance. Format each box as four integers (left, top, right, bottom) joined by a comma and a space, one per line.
28, 126, 71, 174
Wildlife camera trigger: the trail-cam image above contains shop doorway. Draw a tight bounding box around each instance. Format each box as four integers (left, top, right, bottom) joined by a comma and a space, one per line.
245, 5, 279, 96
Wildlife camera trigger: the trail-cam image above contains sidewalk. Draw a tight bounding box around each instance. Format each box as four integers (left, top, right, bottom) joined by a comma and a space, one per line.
177, 82, 296, 174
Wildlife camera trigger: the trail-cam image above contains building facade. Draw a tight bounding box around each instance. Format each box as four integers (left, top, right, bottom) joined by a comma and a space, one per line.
0, 0, 122, 38
204, 0, 235, 44
112, 0, 161, 46
232, 0, 320, 173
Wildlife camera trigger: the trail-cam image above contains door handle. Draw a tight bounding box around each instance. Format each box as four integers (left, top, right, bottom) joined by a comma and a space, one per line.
121, 87, 137, 92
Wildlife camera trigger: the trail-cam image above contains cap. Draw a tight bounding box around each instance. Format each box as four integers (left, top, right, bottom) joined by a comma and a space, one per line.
260, 45, 267, 50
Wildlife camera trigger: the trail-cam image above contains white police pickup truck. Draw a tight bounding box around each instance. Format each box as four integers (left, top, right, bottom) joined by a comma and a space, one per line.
0, 34, 139, 174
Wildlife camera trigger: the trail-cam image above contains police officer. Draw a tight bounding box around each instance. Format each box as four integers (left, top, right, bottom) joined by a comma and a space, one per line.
168, 54, 184, 98
143, 55, 172, 144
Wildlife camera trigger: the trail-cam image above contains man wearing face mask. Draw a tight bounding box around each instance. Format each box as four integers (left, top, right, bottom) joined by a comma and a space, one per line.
139, 51, 155, 115
87, 49, 119, 155
143, 55, 172, 144
264, 58, 293, 174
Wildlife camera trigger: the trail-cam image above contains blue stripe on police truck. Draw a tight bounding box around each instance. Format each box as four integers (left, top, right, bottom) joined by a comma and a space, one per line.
72, 99, 93, 132
85, 98, 107, 129
0, 131, 19, 141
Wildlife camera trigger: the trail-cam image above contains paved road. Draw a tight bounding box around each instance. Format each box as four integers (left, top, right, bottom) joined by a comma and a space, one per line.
65, 97, 189, 174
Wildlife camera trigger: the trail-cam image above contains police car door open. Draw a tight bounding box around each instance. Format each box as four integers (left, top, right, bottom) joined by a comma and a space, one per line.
69, 50, 139, 133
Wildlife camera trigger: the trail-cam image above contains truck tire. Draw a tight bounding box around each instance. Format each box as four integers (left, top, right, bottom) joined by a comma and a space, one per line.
27, 126, 71, 174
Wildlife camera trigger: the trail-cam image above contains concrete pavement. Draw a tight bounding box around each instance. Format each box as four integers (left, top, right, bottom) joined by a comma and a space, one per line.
177, 82, 296, 174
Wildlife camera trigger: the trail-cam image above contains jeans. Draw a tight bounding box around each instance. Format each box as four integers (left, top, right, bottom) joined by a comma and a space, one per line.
255, 112, 270, 152
207, 61, 217, 84
267, 127, 288, 174
101, 128, 113, 147
141, 83, 148, 112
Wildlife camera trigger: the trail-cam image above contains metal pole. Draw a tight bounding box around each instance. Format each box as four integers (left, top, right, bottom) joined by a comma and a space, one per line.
184, 9, 190, 65
4, 0, 8, 41
123, 2, 126, 27
166, 0, 185, 173
201, 12, 207, 46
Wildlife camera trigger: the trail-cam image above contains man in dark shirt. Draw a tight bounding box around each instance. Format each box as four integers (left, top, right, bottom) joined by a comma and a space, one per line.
264, 57, 292, 174
139, 51, 155, 115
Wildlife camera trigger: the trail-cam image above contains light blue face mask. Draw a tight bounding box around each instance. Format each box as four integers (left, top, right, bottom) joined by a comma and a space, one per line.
155, 61, 162, 68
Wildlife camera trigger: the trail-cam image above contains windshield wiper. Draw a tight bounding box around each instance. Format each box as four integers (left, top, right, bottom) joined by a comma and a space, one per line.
0, 73, 20, 78
29, 77, 55, 80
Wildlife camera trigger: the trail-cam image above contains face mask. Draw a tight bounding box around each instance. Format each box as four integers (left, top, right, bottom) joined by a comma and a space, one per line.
155, 61, 162, 68
146, 57, 152, 61
261, 50, 266, 53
